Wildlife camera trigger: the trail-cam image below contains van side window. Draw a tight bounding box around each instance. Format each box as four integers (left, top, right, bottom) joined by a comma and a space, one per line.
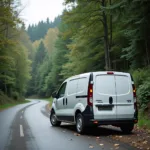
77, 78, 87, 93
58, 82, 67, 98
67, 79, 78, 95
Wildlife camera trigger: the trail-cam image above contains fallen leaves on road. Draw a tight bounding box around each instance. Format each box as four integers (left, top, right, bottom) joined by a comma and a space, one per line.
89, 144, 94, 149
74, 133, 80, 136
110, 125, 150, 150
143, 140, 148, 144
114, 144, 119, 147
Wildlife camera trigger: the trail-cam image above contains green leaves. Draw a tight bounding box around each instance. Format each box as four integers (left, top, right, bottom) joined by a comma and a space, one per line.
137, 78, 150, 111
0, 0, 32, 101
120, 0, 150, 68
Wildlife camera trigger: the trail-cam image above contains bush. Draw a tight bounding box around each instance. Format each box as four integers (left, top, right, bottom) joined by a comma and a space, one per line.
131, 67, 150, 88
138, 112, 150, 129
12, 91, 19, 100
0, 91, 13, 105
137, 78, 150, 111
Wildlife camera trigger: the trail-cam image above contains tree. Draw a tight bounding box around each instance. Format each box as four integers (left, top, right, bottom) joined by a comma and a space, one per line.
0, 0, 32, 102
27, 16, 61, 42
64, 0, 114, 70
120, 0, 150, 69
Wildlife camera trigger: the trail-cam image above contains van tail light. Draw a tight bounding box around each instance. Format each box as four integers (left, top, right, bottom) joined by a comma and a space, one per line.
132, 84, 137, 110
88, 83, 93, 106
132, 84, 136, 98
107, 71, 114, 75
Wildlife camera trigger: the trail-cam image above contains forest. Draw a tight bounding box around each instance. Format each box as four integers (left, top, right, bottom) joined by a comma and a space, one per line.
0, 0, 150, 114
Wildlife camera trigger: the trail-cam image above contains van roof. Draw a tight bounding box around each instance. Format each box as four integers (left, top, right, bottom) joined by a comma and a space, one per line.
65, 71, 130, 82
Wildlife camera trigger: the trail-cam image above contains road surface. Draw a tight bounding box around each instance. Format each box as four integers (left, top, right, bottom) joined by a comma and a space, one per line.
0, 100, 136, 150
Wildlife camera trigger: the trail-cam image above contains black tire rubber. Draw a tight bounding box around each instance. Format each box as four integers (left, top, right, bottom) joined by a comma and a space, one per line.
120, 123, 134, 134
50, 111, 61, 126
76, 113, 85, 134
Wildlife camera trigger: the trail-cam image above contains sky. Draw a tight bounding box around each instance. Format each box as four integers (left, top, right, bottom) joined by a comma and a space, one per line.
20, 0, 65, 27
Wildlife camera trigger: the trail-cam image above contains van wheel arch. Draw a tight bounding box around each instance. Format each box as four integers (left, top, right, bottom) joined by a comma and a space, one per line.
75, 113, 85, 133
51, 108, 55, 113
50, 109, 61, 126
75, 109, 82, 121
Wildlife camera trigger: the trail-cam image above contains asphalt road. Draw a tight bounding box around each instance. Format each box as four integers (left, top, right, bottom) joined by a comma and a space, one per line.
0, 100, 136, 150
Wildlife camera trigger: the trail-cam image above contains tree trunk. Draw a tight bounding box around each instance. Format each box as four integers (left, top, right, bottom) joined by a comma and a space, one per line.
101, 0, 111, 70
145, 40, 150, 66
109, 0, 112, 52
4, 73, 7, 95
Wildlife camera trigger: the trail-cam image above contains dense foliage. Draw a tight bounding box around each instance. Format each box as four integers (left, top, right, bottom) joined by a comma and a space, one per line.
0, 0, 32, 103
27, 16, 61, 42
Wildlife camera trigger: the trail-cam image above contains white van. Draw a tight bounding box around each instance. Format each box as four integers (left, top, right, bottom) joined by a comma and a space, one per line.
50, 71, 138, 133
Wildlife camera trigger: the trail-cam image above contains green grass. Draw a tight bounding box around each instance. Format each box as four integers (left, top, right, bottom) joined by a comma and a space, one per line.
43, 97, 53, 106
49, 98, 53, 106
34, 97, 52, 101
138, 113, 150, 129
0, 100, 30, 110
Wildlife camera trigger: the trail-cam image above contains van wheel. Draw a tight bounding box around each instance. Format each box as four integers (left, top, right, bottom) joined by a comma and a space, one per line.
50, 111, 61, 126
120, 123, 134, 134
76, 113, 85, 134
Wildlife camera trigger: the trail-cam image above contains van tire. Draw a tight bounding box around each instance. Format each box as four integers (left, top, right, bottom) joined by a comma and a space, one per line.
50, 111, 61, 126
76, 113, 85, 134
120, 123, 134, 134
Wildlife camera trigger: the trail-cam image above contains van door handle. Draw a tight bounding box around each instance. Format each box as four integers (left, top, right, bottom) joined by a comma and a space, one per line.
109, 97, 113, 104
63, 98, 65, 105
66, 98, 68, 105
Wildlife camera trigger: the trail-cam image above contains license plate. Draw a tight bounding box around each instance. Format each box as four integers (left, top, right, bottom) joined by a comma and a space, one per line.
98, 106, 112, 111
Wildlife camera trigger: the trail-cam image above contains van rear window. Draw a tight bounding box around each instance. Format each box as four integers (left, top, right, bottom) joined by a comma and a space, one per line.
115, 75, 130, 95
95, 75, 116, 95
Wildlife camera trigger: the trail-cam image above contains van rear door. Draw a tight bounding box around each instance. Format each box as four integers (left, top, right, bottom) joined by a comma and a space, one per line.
115, 73, 134, 119
93, 72, 117, 120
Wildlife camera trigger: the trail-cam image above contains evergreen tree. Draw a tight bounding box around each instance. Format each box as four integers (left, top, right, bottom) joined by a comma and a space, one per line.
27, 16, 61, 42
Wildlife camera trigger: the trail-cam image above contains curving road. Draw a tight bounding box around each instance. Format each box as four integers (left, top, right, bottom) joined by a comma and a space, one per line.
0, 100, 136, 150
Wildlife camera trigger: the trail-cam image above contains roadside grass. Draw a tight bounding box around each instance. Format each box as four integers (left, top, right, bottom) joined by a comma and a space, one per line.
138, 113, 150, 129
35, 97, 53, 108
45, 97, 53, 107
37, 97, 53, 104
0, 100, 30, 110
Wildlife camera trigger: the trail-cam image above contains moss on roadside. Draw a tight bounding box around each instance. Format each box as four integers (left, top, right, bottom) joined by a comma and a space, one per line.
0, 100, 30, 110
138, 112, 150, 129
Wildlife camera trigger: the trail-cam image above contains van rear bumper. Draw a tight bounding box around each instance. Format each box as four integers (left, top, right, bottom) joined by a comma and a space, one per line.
90, 119, 138, 126
82, 106, 138, 126
83, 115, 138, 126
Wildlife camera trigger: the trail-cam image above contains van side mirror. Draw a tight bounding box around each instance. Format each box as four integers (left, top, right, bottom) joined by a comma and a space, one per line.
52, 91, 58, 98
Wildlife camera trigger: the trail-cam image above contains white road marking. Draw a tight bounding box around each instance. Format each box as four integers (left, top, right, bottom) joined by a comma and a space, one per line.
20, 116, 23, 119
20, 125, 24, 137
